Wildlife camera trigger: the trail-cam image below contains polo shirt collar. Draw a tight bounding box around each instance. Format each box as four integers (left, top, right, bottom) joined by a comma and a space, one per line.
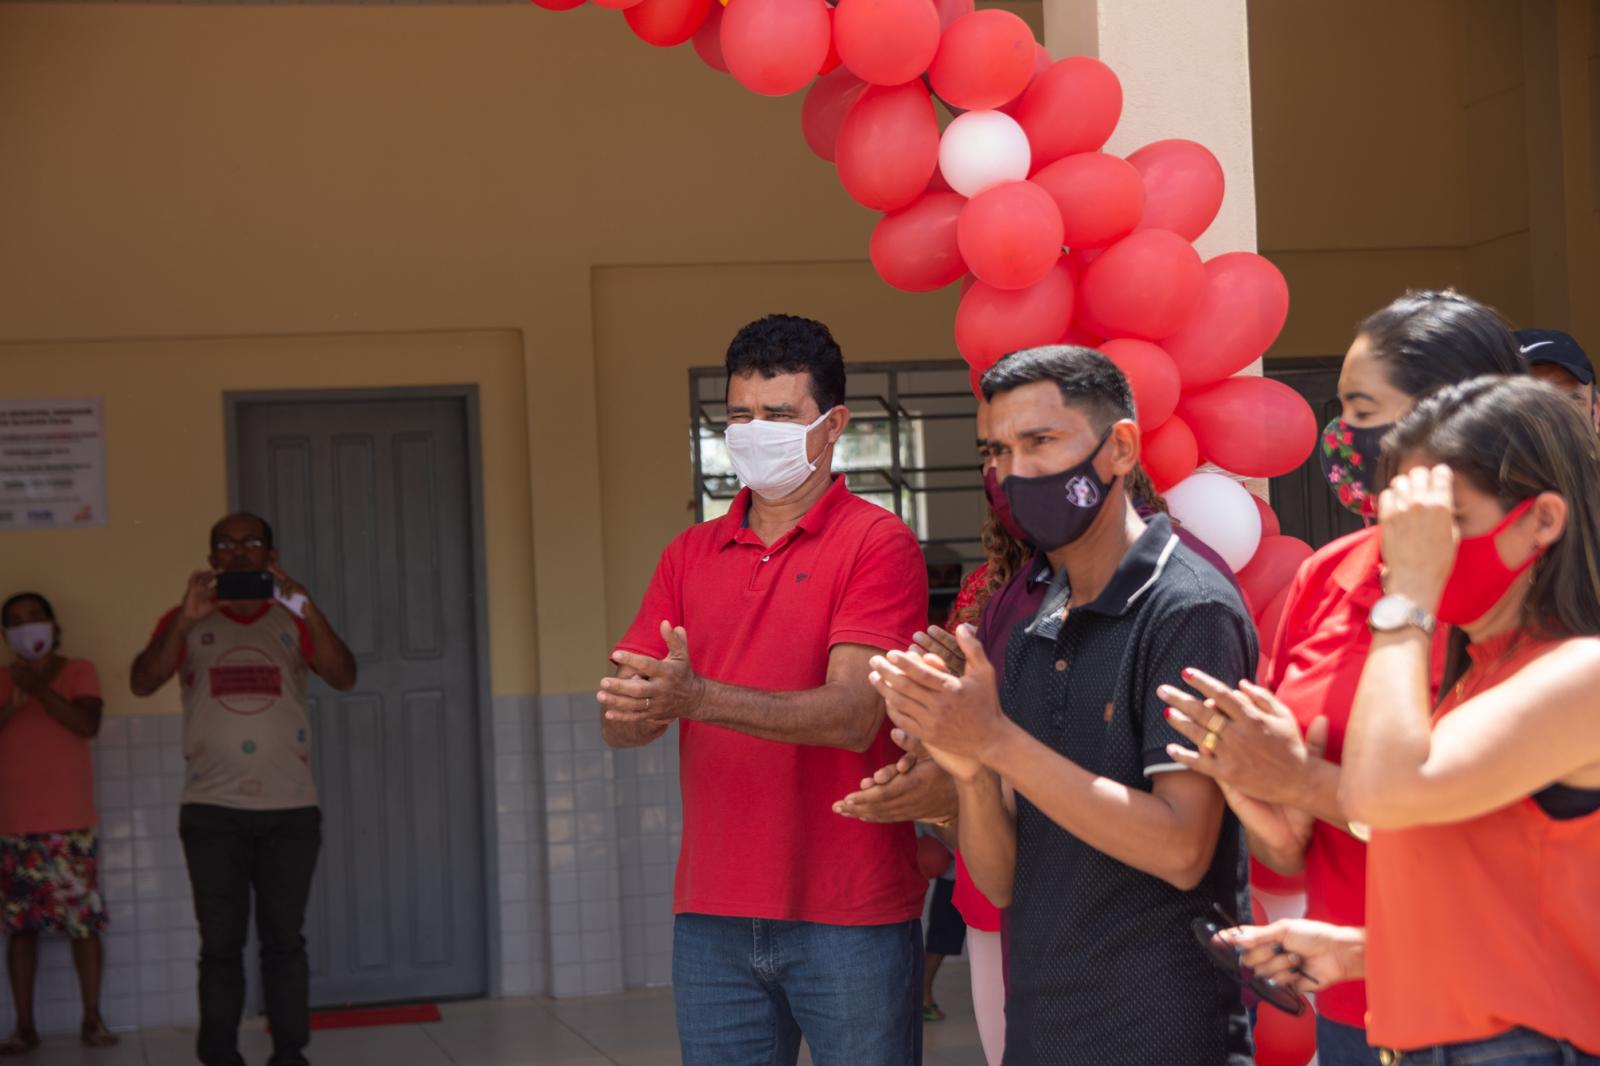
1332, 526, 1383, 596
716, 473, 850, 548
1025, 515, 1181, 640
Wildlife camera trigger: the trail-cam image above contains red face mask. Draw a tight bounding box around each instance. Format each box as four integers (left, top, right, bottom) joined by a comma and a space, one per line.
983, 466, 1031, 545
1435, 497, 1544, 625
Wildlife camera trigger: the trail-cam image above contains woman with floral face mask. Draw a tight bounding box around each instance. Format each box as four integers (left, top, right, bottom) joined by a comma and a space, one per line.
1219, 375, 1600, 1065
0, 593, 117, 1052
1156, 290, 1525, 1064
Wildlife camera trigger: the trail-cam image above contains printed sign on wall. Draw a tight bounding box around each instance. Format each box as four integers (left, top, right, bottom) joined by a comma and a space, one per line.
0, 398, 108, 530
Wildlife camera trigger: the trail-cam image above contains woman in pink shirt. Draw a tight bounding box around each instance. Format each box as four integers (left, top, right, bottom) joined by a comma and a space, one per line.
0, 593, 117, 1052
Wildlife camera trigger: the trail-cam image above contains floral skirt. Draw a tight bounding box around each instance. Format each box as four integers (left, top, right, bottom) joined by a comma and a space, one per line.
0, 828, 108, 938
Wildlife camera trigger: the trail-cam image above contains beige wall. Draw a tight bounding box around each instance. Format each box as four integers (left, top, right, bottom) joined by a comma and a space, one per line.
1250, 0, 1599, 359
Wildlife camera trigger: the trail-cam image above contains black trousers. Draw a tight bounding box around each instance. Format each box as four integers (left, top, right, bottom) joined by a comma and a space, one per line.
179, 803, 322, 1066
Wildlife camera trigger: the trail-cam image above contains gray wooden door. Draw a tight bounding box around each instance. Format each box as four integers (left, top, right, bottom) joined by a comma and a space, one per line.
232, 393, 487, 1006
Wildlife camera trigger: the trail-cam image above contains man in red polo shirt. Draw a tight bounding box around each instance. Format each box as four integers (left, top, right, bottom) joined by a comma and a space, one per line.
597, 314, 929, 1066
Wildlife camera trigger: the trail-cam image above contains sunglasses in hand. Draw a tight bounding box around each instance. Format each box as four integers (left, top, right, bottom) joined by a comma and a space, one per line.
1190, 903, 1315, 1016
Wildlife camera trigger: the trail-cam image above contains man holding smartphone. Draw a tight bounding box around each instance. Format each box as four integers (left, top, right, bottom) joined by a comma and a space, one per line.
130, 512, 356, 1066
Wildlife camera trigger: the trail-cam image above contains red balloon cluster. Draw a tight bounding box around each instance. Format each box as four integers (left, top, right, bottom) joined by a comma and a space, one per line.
530, 0, 1322, 614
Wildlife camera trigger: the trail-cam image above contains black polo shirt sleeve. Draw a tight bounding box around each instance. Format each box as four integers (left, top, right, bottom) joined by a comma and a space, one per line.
1136, 598, 1256, 776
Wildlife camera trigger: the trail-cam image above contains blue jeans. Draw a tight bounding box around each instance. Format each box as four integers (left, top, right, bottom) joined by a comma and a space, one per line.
672, 913, 923, 1066
1317, 1014, 1383, 1066
1393, 1028, 1600, 1065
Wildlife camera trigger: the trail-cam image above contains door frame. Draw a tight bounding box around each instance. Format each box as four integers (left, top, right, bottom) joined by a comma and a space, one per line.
223, 384, 499, 1000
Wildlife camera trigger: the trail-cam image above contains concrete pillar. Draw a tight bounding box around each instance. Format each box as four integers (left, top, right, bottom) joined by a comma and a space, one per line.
1043, 0, 1258, 260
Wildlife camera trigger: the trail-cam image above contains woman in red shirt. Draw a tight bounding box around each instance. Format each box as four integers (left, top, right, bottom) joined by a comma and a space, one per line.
1158, 290, 1525, 1064
1223, 375, 1600, 1064
0, 592, 117, 1051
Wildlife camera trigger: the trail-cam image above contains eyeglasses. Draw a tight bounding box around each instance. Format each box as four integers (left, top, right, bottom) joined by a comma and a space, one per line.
212, 537, 267, 553
1190, 903, 1311, 1016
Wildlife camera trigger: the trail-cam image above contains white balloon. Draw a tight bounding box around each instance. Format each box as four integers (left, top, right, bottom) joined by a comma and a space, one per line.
1163, 471, 1262, 573
938, 111, 1032, 198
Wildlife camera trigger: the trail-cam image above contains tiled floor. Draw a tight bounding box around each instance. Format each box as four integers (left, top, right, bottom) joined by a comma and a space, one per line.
11, 961, 983, 1065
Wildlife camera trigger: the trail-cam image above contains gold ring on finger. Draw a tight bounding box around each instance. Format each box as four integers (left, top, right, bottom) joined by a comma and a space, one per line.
1200, 731, 1220, 755
1206, 714, 1229, 735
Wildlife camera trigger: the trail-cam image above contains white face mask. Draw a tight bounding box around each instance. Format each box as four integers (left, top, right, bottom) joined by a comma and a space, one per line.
724, 408, 837, 501
4, 622, 54, 661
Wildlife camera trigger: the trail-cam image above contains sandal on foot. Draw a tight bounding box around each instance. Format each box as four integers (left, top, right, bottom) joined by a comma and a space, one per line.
81, 1020, 119, 1048
922, 1003, 945, 1022
0, 1032, 40, 1056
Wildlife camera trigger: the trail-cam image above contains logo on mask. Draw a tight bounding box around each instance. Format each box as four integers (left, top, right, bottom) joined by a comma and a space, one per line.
1064, 476, 1101, 508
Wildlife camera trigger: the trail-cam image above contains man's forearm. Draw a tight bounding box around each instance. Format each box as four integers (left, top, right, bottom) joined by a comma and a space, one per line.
694, 678, 881, 751
982, 719, 1216, 889
130, 617, 187, 696
602, 717, 669, 748
1291, 757, 1354, 830
954, 769, 1016, 906
303, 604, 357, 690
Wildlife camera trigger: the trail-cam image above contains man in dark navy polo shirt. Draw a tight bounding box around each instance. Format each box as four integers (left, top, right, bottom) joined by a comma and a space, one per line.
869, 346, 1255, 1065
596, 315, 930, 1066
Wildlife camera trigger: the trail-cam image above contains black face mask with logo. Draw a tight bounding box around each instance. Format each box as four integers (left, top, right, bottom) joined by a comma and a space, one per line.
1002, 428, 1116, 552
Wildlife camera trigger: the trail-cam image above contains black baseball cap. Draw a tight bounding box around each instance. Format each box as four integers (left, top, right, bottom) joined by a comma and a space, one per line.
1516, 328, 1594, 386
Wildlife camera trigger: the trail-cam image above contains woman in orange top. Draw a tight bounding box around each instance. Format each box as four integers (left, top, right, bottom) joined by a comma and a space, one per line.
0, 592, 118, 1052
1224, 376, 1600, 1065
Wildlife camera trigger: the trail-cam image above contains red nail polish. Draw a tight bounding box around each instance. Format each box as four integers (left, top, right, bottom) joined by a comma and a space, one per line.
1164, 707, 1174, 719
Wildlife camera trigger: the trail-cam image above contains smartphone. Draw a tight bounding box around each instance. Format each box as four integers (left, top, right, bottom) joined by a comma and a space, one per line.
215, 570, 275, 602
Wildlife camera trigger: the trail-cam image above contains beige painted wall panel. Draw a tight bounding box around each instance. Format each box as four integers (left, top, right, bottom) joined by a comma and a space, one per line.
1466, 230, 1536, 328
591, 262, 960, 645
0, 330, 536, 712
1266, 247, 1471, 357
1460, 0, 1525, 104
1248, 0, 1470, 252
1464, 85, 1531, 244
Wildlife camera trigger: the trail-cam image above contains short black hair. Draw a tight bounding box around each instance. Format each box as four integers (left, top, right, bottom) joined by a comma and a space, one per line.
1, 591, 54, 630
1358, 290, 1523, 399
209, 512, 275, 551
725, 314, 847, 414
980, 346, 1135, 432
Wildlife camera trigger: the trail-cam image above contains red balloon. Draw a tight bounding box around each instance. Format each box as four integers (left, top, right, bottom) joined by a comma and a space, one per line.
1014, 57, 1122, 170
721, 0, 832, 97
1032, 152, 1146, 249
1178, 376, 1319, 479
957, 181, 1064, 291
1128, 139, 1226, 242
626, 0, 712, 47
998, 43, 1053, 116
1255, 988, 1317, 1065
836, 82, 940, 211
931, 0, 973, 30
1236, 536, 1313, 621
1140, 414, 1198, 491
955, 262, 1076, 372
1252, 493, 1281, 539
801, 67, 869, 161
819, 6, 843, 74
834, 0, 942, 87
530, 0, 587, 11
1062, 321, 1102, 347
594, 0, 645, 10
1077, 230, 1205, 342
692, 0, 729, 70
928, 11, 1037, 111
968, 363, 986, 401
1099, 339, 1179, 429
1255, 580, 1293, 649
917, 834, 952, 879
871, 192, 967, 292
1165, 253, 1291, 389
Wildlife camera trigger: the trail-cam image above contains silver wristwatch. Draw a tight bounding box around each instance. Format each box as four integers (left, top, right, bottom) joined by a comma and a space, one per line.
1368, 594, 1436, 637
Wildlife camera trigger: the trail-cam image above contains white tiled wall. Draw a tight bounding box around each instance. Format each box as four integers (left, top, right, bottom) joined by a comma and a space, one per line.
1, 693, 684, 1038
